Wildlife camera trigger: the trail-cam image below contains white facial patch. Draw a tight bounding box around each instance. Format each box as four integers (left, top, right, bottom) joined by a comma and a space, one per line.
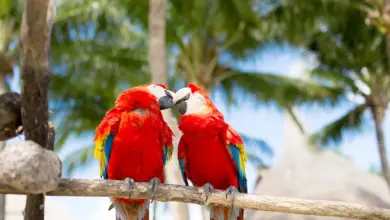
173, 87, 191, 103
147, 84, 167, 99
185, 91, 206, 115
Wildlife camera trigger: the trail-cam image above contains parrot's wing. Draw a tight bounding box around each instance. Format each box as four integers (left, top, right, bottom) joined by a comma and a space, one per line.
177, 136, 189, 186
224, 125, 248, 193
93, 109, 121, 179
163, 143, 173, 166
162, 123, 174, 166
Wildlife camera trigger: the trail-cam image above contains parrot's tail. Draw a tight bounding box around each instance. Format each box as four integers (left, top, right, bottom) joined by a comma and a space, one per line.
112, 198, 150, 220
209, 206, 244, 220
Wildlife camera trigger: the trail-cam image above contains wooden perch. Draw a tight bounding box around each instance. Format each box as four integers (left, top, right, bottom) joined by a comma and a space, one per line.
1, 179, 389, 219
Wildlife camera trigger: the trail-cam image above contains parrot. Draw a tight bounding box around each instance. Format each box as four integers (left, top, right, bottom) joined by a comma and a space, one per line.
172, 83, 247, 220
93, 83, 175, 220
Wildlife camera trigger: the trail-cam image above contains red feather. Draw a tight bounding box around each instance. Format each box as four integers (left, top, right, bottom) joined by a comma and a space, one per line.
178, 83, 246, 220
94, 85, 173, 219
187, 83, 202, 93
178, 113, 239, 190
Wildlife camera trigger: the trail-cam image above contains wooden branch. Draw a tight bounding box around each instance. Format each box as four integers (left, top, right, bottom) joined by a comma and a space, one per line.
1, 179, 390, 219
19, 0, 57, 219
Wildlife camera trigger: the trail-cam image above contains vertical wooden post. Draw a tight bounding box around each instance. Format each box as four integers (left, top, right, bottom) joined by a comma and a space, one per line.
20, 0, 56, 219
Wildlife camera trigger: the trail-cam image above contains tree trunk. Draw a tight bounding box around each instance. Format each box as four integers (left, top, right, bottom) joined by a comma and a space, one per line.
20, 0, 56, 219
371, 105, 390, 191
148, 0, 189, 219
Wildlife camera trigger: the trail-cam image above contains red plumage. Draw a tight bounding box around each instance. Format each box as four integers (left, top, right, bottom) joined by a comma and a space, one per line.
178, 114, 239, 190
177, 84, 246, 220
94, 85, 173, 220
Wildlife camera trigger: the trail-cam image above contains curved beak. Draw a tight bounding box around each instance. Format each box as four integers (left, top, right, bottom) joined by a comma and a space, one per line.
173, 87, 191, 114
158, 90, 175, 110
172, 88, 191, 104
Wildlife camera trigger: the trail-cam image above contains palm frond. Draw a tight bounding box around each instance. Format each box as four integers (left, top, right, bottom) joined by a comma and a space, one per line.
286, 107, 306, 134
240, 133, 274, 167
62, 144, 95, 176
219, 71, 345, 108
309, 104, 368, 146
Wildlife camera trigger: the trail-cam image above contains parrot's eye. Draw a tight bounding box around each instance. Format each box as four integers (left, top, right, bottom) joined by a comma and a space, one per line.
165, 90, 173, 99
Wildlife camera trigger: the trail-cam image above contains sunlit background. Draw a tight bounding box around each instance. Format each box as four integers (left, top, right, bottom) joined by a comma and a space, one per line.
1, 0, 390, 219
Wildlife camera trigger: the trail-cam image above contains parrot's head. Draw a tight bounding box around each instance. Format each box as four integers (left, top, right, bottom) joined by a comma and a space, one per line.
146, 83, 175, 110
115, 83, 175, 110
172, 83, 216, 115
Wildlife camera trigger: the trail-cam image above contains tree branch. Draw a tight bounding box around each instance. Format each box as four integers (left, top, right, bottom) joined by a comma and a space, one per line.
1, 179, 389, 219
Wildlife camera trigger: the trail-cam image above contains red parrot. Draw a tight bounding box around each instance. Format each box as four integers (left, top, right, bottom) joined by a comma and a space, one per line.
93, 84, 175, 220
172, 83, 247, 220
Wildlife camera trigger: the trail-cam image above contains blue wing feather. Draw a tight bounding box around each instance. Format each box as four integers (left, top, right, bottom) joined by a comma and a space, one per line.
102, 133, 115, 179
229, 144, 247, 193
179, 158, 188, 186
163, 145, 168, 165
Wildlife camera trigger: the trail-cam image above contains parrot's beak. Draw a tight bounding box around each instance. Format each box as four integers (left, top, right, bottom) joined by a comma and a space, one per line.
173, 87, 191, 114
158, 90, 175, 110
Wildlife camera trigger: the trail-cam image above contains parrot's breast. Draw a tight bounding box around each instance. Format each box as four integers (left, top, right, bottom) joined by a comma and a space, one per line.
107, 110, 165, 183
184, 133, 238, 190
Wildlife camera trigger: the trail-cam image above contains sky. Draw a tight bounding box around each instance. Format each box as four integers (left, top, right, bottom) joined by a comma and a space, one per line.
6, 45, 390, 219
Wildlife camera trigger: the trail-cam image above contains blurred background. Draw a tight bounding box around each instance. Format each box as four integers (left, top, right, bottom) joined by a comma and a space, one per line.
1, 0, 390, 219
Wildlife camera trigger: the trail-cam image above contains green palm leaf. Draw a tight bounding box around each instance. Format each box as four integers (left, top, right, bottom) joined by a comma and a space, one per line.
62, 144, 95, 176
240, 133, 273, 167
219, 71, 344, 108
309, 104, 368, 146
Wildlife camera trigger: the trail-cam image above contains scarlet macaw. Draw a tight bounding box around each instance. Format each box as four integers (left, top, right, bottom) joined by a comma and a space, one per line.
172, 83, 247, 220
94, 84, 175, 220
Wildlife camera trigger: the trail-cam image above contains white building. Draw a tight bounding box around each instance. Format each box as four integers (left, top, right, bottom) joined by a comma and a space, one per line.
5, 195, 71, 220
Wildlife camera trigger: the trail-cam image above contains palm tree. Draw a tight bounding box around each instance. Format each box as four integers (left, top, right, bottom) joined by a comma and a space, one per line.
0, 0, 150, 218
164, 1, 342, 218
55, 0, 345, 185
148, 0, 190, 219
262, 0, 390, 190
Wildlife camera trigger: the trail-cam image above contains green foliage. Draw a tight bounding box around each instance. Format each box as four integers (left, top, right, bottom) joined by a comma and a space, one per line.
10, 0, 380, 173
309, 104, 368, 146
49, 0, 150, 147
220, 71, 344, 108
240, 133, 273, 168
62, 145, 95, 176
168, 0, 264, 58
264, 0, 389, 149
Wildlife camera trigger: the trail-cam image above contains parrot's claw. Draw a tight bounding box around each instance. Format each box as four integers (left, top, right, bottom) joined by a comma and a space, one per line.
148, 177, 161, 203
225, 186, 239, 215
201, 183, 214, 202
125, 177, 135, 199
108, 203, 114, 211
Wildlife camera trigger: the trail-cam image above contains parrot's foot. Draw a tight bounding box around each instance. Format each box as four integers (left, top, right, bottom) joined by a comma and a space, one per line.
148, 177, 160, 202
108, 203, 114, 211
225, 186, 239, 217
125, 177, 135, 199
201, 183, 214, 202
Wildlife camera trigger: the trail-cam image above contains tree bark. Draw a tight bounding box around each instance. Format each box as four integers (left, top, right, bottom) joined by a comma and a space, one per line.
148, 0, 190, 219
20, 0, 56, 219
371, 105, 390, 191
